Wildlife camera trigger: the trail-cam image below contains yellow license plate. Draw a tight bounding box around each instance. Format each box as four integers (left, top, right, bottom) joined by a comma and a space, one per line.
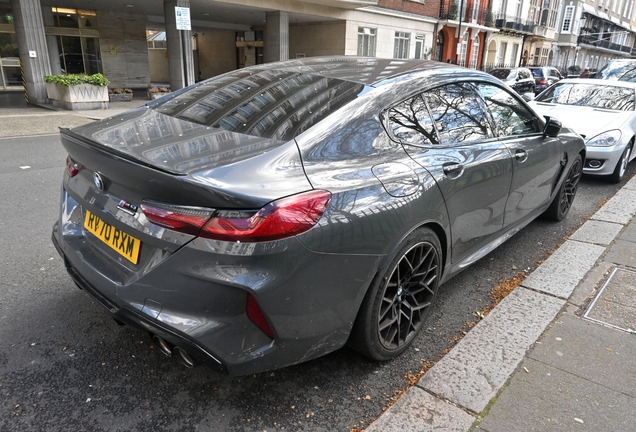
84, 210, 141, 264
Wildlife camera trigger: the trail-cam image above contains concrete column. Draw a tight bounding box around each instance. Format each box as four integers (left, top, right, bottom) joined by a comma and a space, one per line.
163, 0, 194, 90
265, 11, 289, 63
41, 6, 61, 76
10, 0, 52, 104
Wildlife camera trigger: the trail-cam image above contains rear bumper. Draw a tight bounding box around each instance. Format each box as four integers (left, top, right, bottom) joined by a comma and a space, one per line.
53, 226, 228, 373
52, 216, 380, 375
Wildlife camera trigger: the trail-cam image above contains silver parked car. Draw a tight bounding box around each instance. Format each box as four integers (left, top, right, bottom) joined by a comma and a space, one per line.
530, 78, 636, 182
52, 57, 585, 375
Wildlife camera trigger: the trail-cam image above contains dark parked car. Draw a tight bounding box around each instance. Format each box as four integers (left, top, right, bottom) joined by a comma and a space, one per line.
489, 67, 535, 94
530, 66, 563, 94
52, 57, 585, 375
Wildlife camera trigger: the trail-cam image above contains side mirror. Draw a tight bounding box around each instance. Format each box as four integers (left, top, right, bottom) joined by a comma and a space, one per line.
543, 116, 562, 138
522, 93, 535, 102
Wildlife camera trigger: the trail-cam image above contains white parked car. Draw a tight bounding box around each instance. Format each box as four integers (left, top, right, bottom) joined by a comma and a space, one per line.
530, 78, 636, 182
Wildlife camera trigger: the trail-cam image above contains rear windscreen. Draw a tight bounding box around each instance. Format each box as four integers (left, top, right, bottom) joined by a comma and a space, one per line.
151, 69, 366, 141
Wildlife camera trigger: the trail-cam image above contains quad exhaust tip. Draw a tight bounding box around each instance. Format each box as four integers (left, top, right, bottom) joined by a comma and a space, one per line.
151, 334, 196, 368
174, 346, 195, 368
152, 335, 173, 357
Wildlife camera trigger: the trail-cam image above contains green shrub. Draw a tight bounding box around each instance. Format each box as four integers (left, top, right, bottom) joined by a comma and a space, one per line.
44, 73, 110, 86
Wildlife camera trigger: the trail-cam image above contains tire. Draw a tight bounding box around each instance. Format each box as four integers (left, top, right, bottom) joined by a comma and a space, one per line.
348, 227, 442, 360
543, 154, 582, 221
608, 145, 631, 184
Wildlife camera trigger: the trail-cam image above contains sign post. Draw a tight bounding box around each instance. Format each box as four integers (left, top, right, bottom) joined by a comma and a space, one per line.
175, 6, 191, 87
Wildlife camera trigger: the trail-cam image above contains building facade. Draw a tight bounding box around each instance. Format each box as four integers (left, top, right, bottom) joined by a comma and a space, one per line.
3, 0, 636, 104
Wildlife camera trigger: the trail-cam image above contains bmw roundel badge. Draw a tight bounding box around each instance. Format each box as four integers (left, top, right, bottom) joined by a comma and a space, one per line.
93, 172, 105, 191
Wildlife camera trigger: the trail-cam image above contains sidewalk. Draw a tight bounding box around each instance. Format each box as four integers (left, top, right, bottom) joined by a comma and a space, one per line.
0, 99, 147, 138
367, 177, 636, 431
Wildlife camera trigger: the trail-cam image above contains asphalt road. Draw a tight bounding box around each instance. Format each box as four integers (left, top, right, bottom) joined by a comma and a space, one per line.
1, 134, 632, 431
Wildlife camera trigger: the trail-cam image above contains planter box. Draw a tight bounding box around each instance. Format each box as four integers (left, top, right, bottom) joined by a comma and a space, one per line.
46, 82, 109, 110
109, 93, 133, 102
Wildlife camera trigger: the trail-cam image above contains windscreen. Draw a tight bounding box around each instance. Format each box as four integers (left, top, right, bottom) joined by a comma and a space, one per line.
596, 61, 636, 82
150, 69, 366, 141
536, 83, 635, 111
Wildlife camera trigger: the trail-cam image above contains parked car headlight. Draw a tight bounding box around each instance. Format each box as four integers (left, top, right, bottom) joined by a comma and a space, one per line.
586, 130, 622, 147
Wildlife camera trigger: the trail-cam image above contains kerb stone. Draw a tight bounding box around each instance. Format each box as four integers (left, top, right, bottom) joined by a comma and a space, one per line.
417, 287, 564, 413
521, 240, 604, 298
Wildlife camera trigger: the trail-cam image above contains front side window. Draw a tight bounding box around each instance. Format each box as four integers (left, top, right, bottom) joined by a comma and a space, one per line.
394, 32, 411, 59
358, 27, 377, 57
474, 83, 539, 137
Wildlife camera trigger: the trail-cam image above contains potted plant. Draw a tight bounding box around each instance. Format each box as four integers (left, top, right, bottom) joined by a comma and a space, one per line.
43, 73, 110, 110
108, 88, 133, 102
148, 86, 171, 100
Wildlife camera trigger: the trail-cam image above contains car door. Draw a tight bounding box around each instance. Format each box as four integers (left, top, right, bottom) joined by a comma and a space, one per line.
385, 82, 514, 263
474, 82, 563, 228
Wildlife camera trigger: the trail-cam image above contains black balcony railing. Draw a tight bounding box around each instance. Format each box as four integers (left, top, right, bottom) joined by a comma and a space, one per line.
493, 13, 535, 34
579, 34, 631, 54
439, 0, 491, 26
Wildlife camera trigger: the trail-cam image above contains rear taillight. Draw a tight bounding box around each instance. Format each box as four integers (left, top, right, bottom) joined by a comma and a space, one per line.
539, 79, 547, 85
246, 294, 274, 338
201, 190, 331, 242
140, 190, 331, 242
66, 156, 80, 177
140, 202, 213, 236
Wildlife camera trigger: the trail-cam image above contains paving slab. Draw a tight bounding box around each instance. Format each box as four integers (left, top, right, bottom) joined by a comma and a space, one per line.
591, 188, 636, 224
475, 357, 636, 432
530, 314, 636, 398
568, 220, 623, 246
584, 268, 636, 332
521, 240, 605, 299
605, 239, 636, 268
417, 287, 564, 413
618, 220, 636, 242
365, 387, 475, 432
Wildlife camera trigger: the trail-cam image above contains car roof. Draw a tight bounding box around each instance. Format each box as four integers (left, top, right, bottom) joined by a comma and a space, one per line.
241, 56, 485, 86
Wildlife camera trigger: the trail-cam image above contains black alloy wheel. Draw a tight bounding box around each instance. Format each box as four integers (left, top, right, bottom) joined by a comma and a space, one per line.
544, 154, 582, 221
348, 228, 441, 360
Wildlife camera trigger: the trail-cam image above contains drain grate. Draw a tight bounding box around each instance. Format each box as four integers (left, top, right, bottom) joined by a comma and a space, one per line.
584, 267, 636, 334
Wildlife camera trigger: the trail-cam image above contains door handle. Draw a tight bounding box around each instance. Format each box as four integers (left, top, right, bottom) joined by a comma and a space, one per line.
442, 162, 464, 178
515, 149, 528, 163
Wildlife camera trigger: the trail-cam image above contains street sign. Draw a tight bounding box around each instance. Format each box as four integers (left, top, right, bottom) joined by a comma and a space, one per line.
175, 6, 191, 31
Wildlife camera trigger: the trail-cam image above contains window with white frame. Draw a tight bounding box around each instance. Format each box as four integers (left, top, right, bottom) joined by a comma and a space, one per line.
470, 35, 480, 68
394, 32, 410, 59
498, 41, 507, 66
357, 27, 377, 57
561, 4, 574, 33
459, 31, 468, 66
472, 0, 481, 21
510, 43, 519, 66
541, 48, 549, 65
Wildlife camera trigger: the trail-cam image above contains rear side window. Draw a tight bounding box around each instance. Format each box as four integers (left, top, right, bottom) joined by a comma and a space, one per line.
423, 83, 492, 145
385, 82, 493, 146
